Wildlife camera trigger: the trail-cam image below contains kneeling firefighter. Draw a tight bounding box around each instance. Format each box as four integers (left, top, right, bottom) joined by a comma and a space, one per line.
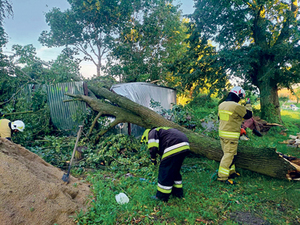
218, 86, 252, 184
141, 127, 190, 202
0, 118, 25, 141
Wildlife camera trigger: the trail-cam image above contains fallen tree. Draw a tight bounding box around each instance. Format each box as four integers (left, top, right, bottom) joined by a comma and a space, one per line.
66, 83, 299, 181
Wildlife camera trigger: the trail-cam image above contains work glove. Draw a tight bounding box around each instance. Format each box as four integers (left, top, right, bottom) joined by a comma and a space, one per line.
246, 98, 251, 104
150, 158, 157, 165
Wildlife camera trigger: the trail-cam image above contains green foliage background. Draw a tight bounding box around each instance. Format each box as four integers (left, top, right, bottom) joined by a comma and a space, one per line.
1, 0, 300, 224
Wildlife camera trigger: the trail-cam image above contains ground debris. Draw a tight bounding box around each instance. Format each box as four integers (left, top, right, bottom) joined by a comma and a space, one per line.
278, 133, 300, 148
242, 116, 284, 137
277, 152, 300, 181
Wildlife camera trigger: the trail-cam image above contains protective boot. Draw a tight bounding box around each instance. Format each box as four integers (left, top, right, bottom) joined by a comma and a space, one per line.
228, 172, 240, 179
220, 179, 237, 185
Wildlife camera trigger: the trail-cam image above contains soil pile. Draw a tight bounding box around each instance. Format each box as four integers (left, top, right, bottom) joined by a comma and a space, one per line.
0, 138, 91, 225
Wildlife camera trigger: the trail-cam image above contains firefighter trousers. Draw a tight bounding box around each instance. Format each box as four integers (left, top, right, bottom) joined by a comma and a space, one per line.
218, 137, 238, 181
156, 151, 189, 202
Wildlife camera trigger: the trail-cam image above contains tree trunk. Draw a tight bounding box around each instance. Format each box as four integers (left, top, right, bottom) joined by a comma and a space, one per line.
68, 84, 298, 180
95, 63, 101, 77
187, 131, 294, 180
258, 80, 282, 123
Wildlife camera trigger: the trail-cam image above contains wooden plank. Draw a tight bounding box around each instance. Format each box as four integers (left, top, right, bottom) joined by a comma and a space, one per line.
266, 123, 284, 127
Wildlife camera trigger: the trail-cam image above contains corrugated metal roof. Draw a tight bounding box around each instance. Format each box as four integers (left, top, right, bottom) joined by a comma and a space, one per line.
111, 82, 176, 112
111, 82, 176, 136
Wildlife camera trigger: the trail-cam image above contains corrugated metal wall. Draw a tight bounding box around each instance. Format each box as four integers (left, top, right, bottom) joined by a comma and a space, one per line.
46, 82, 86, 134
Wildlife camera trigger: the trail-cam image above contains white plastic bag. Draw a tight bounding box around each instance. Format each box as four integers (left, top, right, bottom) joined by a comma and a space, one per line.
115, 193, 129, 204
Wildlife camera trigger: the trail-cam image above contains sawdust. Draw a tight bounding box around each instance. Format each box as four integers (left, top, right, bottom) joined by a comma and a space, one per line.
0, 138, 91, 225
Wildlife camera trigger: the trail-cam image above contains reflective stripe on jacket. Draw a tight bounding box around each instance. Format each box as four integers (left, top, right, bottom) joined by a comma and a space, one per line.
148, 127, 190, 161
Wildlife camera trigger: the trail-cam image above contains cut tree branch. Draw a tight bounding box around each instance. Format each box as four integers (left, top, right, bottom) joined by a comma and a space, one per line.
88, 112, 103, 137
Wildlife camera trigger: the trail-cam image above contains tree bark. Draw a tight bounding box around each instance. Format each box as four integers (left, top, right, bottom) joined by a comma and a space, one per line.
67, 84, 298, 180
258, 80, 282, 123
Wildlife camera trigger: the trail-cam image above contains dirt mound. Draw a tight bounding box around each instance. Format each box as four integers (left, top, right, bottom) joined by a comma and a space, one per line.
0, 138, 91, 225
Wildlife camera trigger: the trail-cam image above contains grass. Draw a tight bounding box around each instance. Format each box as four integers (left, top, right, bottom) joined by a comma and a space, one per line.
281, 109, 300, 120
76, 155, 300, 224
71, 105, 300, 224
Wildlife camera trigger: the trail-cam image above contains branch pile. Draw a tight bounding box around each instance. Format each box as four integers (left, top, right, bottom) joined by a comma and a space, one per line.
242, 116, 284, 133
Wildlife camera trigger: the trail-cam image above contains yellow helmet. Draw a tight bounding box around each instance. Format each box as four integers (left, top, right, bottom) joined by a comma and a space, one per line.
140, 129, 151, 144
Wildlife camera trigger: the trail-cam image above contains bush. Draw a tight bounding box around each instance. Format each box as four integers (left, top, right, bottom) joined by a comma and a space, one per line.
82, 134, 150, 172
187, 94, 218, 109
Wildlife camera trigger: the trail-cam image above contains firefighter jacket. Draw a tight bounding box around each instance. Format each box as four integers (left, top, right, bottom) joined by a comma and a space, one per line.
218, 99, 252, 140
0, 119, 12, 139
147, 127, 190, 161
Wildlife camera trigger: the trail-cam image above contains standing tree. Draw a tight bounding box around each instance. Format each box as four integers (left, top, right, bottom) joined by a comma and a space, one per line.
39, 0, 182, 79
0, 0, 12, 46
105, 1, 188, 84
176, 0, 300, 122
9, 44, 81, 84
39, 0, 138, 77
49, 48, 82, 82
0, 0, 13, 102
39, 0, 187, 82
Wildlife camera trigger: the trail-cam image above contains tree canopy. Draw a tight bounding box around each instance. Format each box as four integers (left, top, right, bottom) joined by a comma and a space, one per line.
174, 0, 300, 122
105, 2, 188, 84
0, 0, 13, 102
39, 0, 186, 81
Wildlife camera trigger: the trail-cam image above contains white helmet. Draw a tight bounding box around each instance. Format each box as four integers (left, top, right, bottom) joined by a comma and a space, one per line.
11, 120, 25, 132
230, 86, 245, 99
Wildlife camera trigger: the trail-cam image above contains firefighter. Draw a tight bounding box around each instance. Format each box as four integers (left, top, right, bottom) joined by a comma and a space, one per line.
141, 127, 190, 202
218, 86, 252, 184
0, 118, 25, 141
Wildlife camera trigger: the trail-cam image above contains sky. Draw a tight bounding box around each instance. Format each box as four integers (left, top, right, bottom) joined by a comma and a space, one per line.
3, 0, 195, 78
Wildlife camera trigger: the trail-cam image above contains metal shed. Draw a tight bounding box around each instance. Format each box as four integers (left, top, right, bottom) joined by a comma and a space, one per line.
23, 82, 175, 136
110, 82, 176, 136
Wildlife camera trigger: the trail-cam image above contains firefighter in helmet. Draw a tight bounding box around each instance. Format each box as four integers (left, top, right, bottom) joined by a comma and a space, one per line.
0, 118, 25, 141
218, 86, 252, 184
141, 127, 190, 202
